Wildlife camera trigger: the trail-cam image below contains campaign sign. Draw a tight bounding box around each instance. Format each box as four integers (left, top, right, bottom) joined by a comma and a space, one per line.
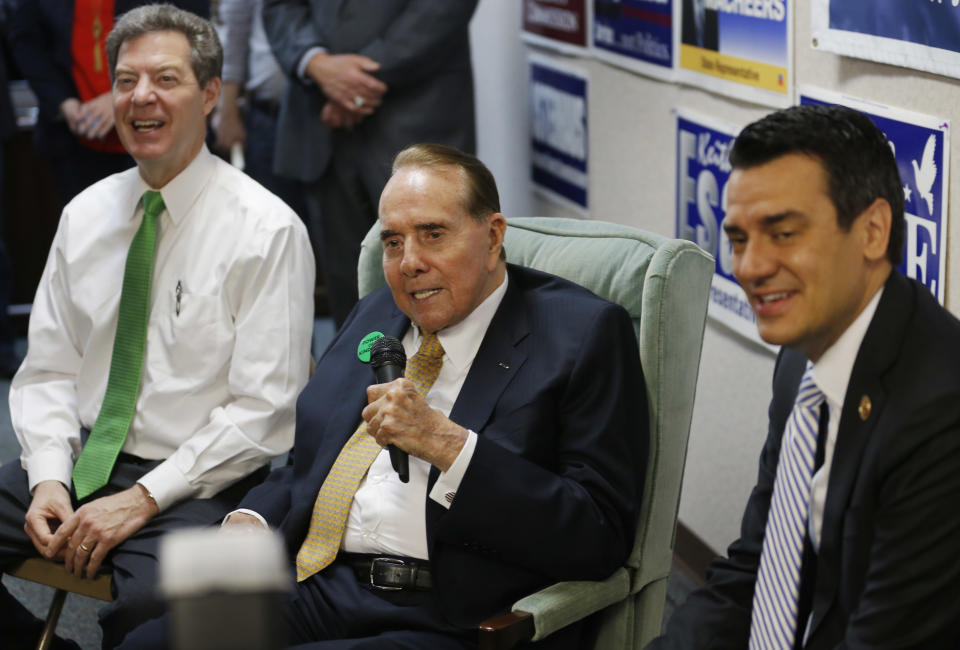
523, 0, 591, 54
812, 0, 960, 79
677, 0, 792, 108
801, 88, 950, 304
675, 109, 773, 350
530, 55, 589, 214
592, 0, 675, 81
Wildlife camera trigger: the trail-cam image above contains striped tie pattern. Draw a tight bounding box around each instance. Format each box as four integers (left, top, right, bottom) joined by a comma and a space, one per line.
749, 368, 825, 649
73, 191, 164, 500
295, 331, 444, 581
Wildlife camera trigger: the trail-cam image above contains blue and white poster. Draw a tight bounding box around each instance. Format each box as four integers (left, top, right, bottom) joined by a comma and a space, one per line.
530, 54, 589, 215
812, 0, 960, 79
676, 0, 793, 108
592, 0, 676, 81
801, 87, 950, 304
675, 109, 773, 350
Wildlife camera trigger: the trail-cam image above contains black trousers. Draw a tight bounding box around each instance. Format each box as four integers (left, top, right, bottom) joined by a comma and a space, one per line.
0, 456, 265, 649
118, 561, 475, 649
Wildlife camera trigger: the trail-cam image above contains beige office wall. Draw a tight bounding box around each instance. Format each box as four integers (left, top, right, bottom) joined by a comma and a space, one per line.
471, 0, 959, 554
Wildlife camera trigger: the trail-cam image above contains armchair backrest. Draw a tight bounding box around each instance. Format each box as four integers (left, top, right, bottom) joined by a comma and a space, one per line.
358, 217, 713, 647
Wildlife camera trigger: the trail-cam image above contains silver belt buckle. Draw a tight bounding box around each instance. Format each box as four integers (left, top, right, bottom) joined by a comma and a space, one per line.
369, 557, 405, 591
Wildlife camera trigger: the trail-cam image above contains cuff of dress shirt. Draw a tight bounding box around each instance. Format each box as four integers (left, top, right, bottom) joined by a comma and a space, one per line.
137, 461, 194, 512
428, 430, 477, 510
222, 508, 270, 529
24, 450, 75, 494
297, 46, 327, 83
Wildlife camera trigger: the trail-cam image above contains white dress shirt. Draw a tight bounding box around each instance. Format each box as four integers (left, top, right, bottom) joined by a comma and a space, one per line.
339, 275, 508, 559
808, 286, 883, 550
10, 146, 315, 510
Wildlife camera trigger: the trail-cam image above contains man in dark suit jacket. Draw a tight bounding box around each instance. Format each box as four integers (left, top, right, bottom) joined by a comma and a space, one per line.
121, 143, 647, 649
650, 105, 960, 648
262, 0, 478, 326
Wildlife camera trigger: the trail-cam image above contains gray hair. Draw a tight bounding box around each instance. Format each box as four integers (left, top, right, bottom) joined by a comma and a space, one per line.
106, 4, 222, 87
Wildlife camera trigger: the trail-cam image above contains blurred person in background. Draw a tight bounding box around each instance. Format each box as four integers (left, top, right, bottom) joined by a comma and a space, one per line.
8, 0, 209, 205
263, 0, 479, 327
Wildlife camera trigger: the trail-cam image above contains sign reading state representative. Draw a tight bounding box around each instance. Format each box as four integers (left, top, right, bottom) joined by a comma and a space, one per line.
677, 0, 792, 107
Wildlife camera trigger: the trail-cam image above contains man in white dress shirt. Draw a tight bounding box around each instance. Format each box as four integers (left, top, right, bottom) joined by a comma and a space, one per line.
0, 6, 314, 649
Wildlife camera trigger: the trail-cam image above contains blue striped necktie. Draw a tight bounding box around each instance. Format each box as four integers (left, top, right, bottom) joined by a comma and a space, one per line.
749, 367, 825, 649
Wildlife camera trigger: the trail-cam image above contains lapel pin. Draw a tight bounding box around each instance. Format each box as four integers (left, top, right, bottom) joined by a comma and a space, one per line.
858, 395, 872, 421
498, 362, 510, 370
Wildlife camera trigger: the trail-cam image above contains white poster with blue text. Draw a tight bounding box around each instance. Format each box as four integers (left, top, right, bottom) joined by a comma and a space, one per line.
812, 0, 960, 79
675, 109, 774, 350
801, 87, 949, 304
530, 54, 589, 215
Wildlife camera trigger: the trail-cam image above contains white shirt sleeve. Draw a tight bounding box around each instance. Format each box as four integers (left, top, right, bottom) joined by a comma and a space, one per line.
428, 430, 477, 509
9, 216, 85, 491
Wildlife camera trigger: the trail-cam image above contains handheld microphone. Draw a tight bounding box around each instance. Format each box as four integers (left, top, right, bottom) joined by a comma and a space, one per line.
370, 336, 409, 483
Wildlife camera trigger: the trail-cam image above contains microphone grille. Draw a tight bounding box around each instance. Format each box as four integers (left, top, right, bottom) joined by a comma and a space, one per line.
370, 335, 406, 370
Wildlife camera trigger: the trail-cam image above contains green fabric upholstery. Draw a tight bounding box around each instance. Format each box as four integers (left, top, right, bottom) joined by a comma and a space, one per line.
357, 216, 713, 648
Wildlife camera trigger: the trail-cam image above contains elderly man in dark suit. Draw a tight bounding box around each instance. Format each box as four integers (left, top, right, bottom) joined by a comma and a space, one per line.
262, 0, 478, 326
121, 143, 648, 649
650, 105, 960, 649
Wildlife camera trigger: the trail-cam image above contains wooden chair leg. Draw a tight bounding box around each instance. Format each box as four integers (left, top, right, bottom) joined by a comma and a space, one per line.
36, 588, 67, 650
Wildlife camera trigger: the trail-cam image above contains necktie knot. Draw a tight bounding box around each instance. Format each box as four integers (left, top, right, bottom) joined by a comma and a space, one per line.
142, 191, 165, 221
416, 331, 444, 360
796, 369, 825, 410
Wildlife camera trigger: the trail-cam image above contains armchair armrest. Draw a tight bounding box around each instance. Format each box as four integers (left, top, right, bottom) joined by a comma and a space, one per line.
477, 568, 630, 649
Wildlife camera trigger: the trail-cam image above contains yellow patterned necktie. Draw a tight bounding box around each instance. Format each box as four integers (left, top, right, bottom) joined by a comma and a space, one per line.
295, 331, 445, 581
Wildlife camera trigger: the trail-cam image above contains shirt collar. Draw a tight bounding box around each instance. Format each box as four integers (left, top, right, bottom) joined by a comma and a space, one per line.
411, 272, 509, 372
125, 145, 216, 226
811, 286, 884, 409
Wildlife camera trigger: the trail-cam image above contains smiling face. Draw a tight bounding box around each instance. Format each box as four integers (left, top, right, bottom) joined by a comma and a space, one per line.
723, 153, 892, 361
113, 30, 219, 188
379, 165, 506, 334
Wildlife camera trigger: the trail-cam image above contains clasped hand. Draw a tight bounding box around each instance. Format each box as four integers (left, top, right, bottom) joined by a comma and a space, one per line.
24, 480, 158, 579
362, 379, 468, 473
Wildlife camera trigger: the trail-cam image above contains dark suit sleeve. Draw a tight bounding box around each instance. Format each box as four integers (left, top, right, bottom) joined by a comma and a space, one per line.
435, 302, 646, 581
262, 0, 324, 78
838, 398, 960, 648
648, 350, 801, 650
9, 2, 74, 123
356, 1, 477, 88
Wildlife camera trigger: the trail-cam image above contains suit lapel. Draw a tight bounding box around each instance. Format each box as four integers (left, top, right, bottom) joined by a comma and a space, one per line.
427, 270, 529, 487
807, 272, 914, 637
306, 304, 409, 483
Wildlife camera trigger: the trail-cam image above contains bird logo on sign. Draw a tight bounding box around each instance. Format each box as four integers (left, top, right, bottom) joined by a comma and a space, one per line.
911, 134, 937, 216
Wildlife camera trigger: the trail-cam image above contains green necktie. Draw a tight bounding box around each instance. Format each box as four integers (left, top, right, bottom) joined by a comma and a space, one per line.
72, 191, 164, 500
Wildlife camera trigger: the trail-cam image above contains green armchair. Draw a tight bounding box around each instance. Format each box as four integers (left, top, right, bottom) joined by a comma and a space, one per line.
357, 216, 713, 648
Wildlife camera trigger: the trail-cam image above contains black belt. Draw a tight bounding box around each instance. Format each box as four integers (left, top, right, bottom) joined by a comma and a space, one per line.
344, 555, 432, 591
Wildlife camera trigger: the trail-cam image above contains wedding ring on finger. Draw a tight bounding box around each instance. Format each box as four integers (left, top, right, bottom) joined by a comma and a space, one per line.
79, 543, 92, 553
353, 95, 365, 109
